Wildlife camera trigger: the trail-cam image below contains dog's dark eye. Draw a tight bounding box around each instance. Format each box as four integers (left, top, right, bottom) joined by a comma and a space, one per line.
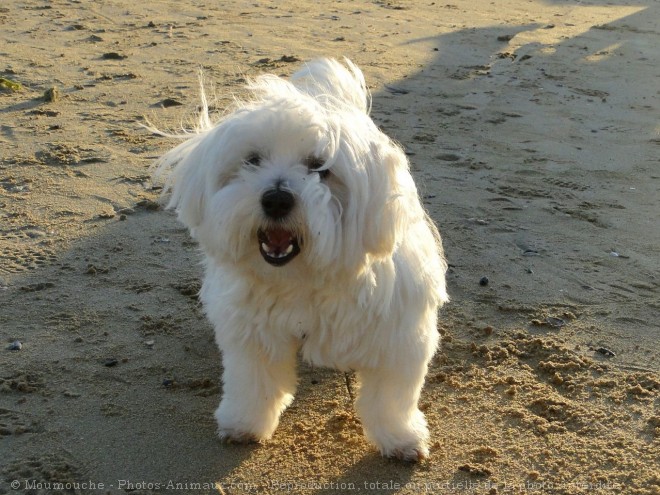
245, 153, 261, 166
305, 156, 330, 179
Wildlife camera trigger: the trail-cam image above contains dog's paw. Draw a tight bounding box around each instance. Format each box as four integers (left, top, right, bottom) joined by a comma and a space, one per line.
217, 428, 260, 444
384, 444, 429, 462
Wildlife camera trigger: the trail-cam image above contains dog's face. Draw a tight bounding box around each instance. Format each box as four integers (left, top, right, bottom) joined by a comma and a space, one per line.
158, 60, 411, 277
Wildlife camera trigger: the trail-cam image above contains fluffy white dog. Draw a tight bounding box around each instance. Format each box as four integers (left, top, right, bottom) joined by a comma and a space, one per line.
153, 58, 448, 461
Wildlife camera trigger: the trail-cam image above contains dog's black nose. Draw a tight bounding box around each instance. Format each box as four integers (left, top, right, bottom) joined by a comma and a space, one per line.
261, 188, 295, 219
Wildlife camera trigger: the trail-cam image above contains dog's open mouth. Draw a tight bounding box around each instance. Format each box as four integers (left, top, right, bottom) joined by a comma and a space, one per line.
257, 227, 301, 266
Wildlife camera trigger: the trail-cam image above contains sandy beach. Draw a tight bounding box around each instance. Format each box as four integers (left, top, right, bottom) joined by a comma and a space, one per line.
1, 1, 658, 494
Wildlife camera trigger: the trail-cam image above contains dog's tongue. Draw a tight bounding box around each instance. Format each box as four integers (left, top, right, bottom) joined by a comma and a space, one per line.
265, 227, 293, 252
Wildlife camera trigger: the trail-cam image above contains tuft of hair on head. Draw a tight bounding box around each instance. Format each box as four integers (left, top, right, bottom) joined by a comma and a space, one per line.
289, 58, 371, 114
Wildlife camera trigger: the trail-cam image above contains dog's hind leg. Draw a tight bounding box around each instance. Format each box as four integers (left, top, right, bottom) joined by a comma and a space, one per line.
215, 342, 298, 443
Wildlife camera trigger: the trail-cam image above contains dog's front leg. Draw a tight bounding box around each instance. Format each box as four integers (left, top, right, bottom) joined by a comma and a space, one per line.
355, 364, 431, 461
215, 343, 297, 443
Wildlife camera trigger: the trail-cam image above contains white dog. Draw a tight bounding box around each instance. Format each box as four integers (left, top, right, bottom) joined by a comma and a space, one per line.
153, 58, 448, 461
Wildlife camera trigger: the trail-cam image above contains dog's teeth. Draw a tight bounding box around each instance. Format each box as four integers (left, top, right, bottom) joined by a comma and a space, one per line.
259, 234, 297, 262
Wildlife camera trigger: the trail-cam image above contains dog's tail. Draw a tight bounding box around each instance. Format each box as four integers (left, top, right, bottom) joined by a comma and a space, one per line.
290, 58, 371, 115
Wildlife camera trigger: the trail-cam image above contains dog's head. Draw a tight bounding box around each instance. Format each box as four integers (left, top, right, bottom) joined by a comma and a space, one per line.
155, 59, 418, 276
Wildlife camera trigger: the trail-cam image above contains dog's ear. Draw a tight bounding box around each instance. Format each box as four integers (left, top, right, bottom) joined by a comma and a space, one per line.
291, 58, 371, 114
360, 141, 412, 258
153, 131, 218, 231
150, 70, 236, 232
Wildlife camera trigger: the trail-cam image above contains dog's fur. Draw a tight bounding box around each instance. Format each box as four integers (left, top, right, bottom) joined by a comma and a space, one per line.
153, 58, 448, 461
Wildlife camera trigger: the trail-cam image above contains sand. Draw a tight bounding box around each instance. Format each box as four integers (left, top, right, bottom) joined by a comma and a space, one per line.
1, 0, 658, 494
